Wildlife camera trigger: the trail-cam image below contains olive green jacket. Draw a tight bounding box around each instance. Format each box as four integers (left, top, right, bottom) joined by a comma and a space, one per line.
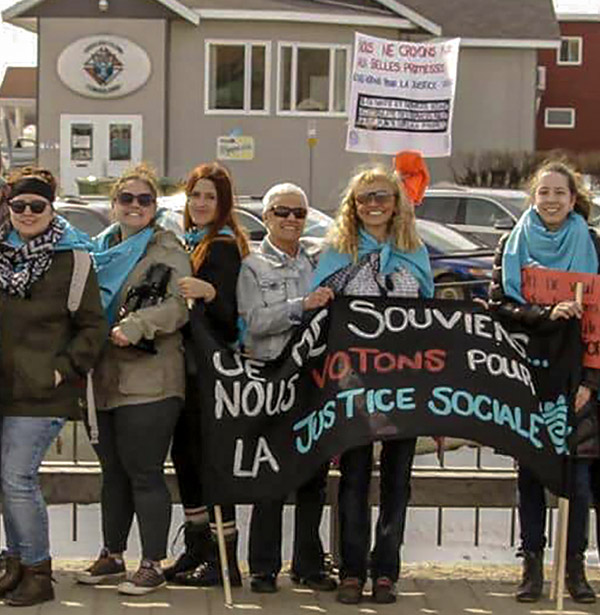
0, 251, 109, 418
93, 229, 191, 410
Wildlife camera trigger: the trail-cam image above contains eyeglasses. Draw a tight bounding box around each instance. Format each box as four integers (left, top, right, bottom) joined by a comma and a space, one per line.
269, 206, 308, 219
355, 190, 396, 205
116, 192, 155, 207
8, 199, 49, 214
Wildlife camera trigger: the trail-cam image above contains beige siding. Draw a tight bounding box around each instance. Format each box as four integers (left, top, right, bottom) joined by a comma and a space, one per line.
168, 20, 398, 212
169, 21, 538, 212
37, 18, 167, 177
428, 47, 538, 182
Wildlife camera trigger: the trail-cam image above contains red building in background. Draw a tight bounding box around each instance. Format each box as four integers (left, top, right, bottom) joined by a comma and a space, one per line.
537, 1, 600, 151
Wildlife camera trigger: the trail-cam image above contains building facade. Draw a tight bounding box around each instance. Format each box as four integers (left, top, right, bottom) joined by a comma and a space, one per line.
537, 1, 600, 152
4, 0, 558, 211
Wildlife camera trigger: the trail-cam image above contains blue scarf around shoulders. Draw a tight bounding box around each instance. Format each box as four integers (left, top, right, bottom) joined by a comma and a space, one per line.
91, 224, 154, 324
184, 225, 234, 250
311, 227, 434, 297
502, 208, 598, 304
5, 215, 93, 252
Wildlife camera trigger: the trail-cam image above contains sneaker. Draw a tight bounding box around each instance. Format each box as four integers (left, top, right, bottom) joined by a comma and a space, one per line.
76, 549, 126, 585
372, 576, 397, 604
291, 571, 337, 591
117, 560, 166, 596
336, 577, 364, 604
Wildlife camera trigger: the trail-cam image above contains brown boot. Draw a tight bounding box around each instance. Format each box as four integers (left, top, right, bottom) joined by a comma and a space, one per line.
5, 558, 54, 607
0, 555, 22, 598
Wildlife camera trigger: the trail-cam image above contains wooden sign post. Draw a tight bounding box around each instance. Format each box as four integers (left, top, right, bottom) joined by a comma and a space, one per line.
549, 282, 583, 612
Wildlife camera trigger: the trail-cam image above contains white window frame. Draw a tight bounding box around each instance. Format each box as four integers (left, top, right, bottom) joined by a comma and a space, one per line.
544, 107, 576, 129
204, 39, 271, 116
276, 41, 351, 117
556, 36, 582, 66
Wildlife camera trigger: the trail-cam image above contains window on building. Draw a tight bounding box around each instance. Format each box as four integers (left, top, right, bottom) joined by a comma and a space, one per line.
278, 43, 350, 115
557, 37, 582, 65
544, 107, 576, 129
205, 41, 270, 114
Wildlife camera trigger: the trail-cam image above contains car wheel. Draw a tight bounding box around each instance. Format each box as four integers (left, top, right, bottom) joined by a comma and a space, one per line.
434, 275, 469, 301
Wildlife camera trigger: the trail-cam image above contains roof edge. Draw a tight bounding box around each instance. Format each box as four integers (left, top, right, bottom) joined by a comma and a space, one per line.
1, 0, 199, 27
194, 8, 415, 28
373, 0, 442, 35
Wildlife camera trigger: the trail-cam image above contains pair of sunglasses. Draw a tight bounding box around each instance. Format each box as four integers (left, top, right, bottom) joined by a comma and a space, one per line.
116, 192, 155, 207
8, 199, 49, 214
355, 190, 396, 205
270, 206, 308, 219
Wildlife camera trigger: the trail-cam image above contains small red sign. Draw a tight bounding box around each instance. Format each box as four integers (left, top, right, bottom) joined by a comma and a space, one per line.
521, 267, 600, 368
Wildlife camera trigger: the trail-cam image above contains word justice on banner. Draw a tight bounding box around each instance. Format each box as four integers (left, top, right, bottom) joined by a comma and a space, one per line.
521, 267, 600, 368
346, 33, 460, 157
191, 298, 581, 505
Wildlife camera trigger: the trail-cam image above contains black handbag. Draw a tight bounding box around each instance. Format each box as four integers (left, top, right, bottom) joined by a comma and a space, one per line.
118, 263, 172, 354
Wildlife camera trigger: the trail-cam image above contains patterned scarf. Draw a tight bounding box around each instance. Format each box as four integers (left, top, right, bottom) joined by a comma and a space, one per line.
0, 217, 65, 297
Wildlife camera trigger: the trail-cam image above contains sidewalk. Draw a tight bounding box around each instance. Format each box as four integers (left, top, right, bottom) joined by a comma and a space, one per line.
14, 563, 599, 614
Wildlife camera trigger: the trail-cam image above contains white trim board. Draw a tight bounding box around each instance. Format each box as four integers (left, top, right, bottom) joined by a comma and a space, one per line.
194, 9, 415, 29
460, 38, 561, 49
556, 13, 600, 21
2, 0, 199, 26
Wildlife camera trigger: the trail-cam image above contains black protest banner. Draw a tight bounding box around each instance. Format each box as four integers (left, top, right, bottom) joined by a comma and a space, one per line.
191, 298, 582, 505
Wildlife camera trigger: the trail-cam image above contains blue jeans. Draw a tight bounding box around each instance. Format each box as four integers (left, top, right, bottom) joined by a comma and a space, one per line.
518, 462, 591, 556
1, 417, 65, 565
339, 438, 416, 582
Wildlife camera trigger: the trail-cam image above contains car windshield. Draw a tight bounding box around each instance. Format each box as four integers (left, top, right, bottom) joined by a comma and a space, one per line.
304, 209, 333, 237
417, 219, 483, 253
494, 196, 529, 218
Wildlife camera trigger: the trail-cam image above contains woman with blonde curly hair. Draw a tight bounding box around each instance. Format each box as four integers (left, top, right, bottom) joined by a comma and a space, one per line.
312, 165, 433, 605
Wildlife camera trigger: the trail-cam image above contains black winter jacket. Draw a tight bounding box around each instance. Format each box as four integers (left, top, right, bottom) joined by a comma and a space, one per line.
489, 229, 600, 390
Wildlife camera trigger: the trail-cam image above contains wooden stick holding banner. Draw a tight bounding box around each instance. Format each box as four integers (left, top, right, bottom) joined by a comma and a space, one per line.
550, 282, 583, 610
214, 504, 233, 607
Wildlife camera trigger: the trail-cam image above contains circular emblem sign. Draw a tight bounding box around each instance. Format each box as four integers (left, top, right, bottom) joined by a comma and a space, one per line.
57, 35, 151, 99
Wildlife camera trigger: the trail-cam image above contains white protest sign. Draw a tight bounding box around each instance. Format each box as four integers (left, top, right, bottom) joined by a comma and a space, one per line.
346, 33, 460, 157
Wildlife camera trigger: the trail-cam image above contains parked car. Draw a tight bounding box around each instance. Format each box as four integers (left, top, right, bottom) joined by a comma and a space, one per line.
417, 186, 529, 248
235, 196, 334, 238
1, 137, 37, 169
416, 218, 493, 300
56, 198, 492, 300
54, 198, 268, 242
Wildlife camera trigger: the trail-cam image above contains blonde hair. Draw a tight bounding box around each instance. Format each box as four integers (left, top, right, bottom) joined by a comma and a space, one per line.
328, 165, 422, 260
110, 162, 159, 202
528, 159, 592, 221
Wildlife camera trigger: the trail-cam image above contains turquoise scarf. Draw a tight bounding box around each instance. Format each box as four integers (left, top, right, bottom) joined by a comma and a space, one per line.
5, 215, 93, 252
185, 225, 234, 249
502, 208, 598, 303
312, 227, 434, 297
91, 224, 154, 324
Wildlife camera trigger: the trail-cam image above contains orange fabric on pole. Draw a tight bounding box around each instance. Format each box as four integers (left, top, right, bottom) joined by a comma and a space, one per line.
394, 151, 430, 206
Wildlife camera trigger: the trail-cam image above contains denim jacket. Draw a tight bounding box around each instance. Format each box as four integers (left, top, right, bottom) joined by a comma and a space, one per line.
237, 237, 317, 360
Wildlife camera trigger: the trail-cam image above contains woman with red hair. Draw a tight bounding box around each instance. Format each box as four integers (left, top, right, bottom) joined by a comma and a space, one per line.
167, 162, 249, 587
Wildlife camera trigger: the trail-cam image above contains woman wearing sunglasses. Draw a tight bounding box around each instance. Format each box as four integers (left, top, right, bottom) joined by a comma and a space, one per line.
0, 167, 107, 606
166, 163, 249, 587
237, 182, 335, 594
311, 166, 433, 605
76, 164, 191, 595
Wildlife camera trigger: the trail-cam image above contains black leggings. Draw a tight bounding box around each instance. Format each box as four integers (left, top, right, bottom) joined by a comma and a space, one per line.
92, 398, 181, 561
171, 378, 235, 524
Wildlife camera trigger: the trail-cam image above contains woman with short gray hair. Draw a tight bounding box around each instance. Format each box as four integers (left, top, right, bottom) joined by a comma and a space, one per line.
237, 182, 335, 593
